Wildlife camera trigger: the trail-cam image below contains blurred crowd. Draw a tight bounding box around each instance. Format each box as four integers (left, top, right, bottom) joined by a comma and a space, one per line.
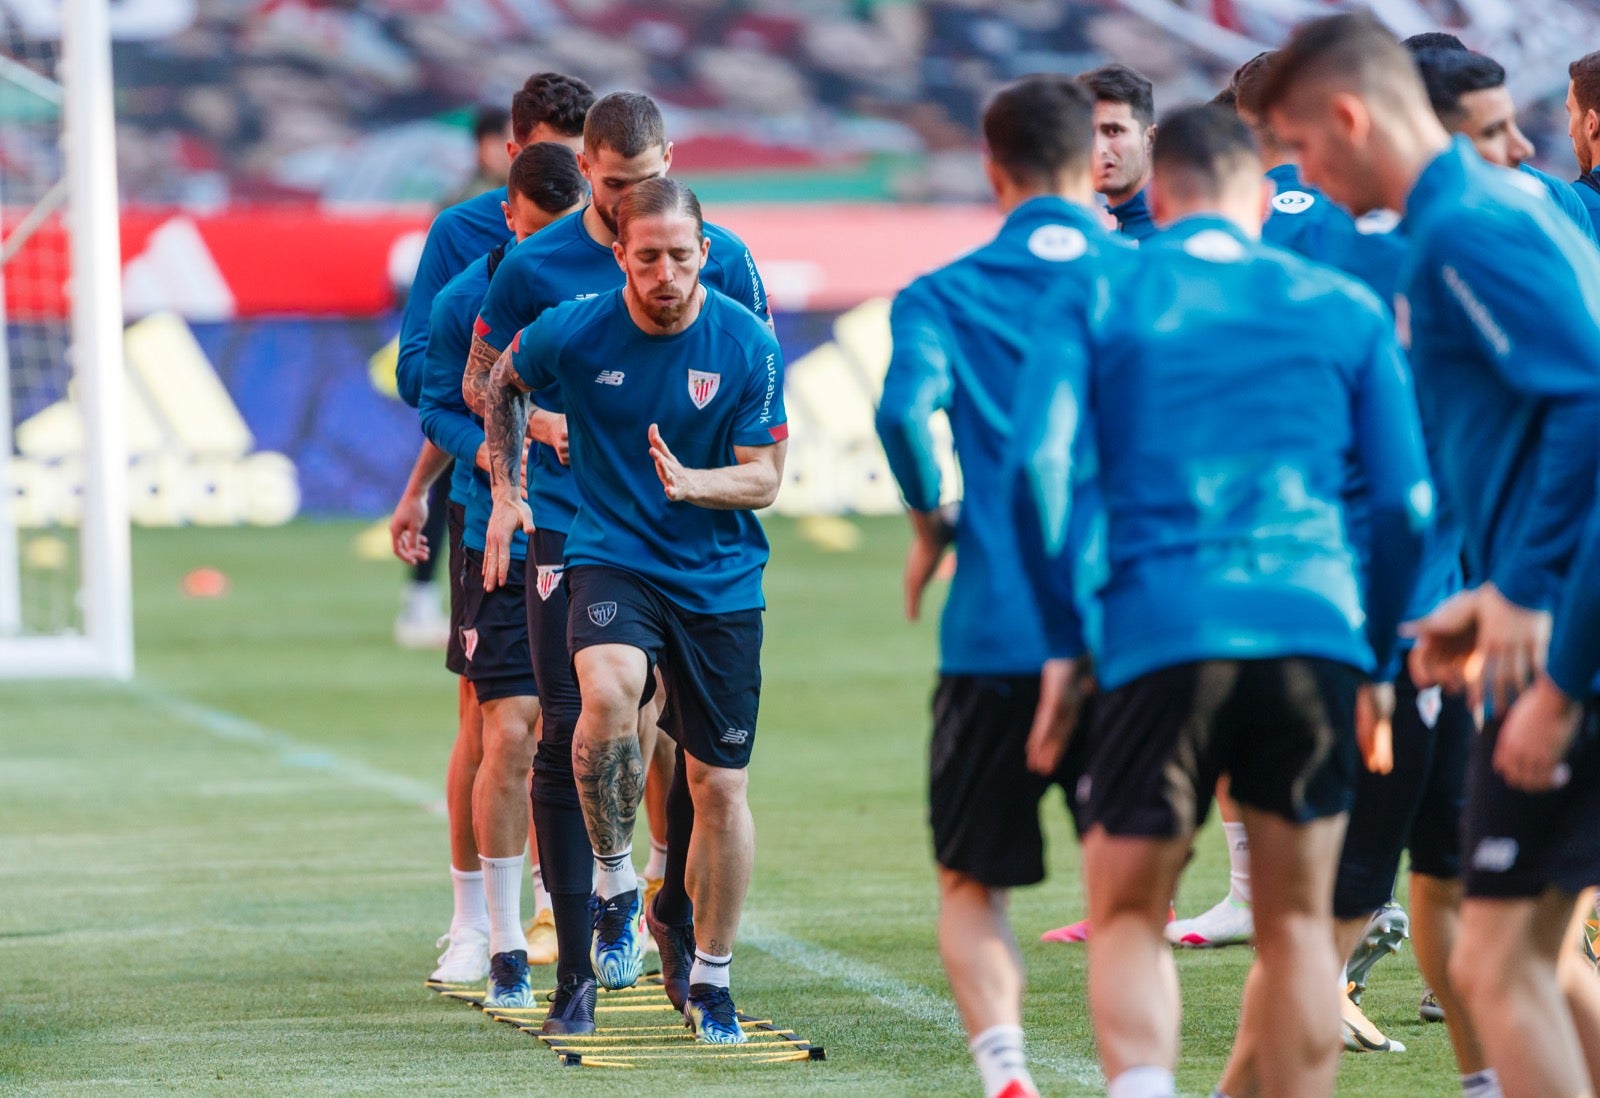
24, 0, 1600, 205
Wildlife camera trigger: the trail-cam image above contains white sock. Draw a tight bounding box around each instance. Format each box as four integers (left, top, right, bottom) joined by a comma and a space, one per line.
1462, 1069, 1503, 1097
480, 853, 529, 956
968, 1024, 1032, 1098
530, 862, 552, 916
1223, 821, 1251, 905
1107, 1066, 1176, 1098
644, 837, 668, 881
595, 844, 638, 900
449, 866, 489, 936
690, 948, 732, 989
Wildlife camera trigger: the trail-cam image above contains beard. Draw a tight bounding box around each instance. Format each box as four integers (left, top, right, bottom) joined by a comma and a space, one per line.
636, 278, 700, 328
595, 200, 619, 236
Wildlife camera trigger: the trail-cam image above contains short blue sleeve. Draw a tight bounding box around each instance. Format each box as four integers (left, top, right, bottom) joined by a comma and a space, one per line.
707, 229, 772, 326
732, 327, 787, 447
507, 308, 566, 393
476, 249, 542, 353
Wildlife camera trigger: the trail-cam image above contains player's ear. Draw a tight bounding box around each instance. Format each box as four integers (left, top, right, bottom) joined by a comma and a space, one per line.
1330, 91, 1369, 147
501, 200, 514, 232
612, 238, 627, 272
1588, 108, 1600, 144
699, 234, 710, 267
1145, 123, 1157, 151
661, 141, 674, 173
505, 138, 519, 164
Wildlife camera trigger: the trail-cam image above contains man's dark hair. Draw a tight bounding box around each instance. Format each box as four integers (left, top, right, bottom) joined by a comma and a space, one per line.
1570, 51, 1600, 117
616, 176, 703, 244
508, 142, 587, 215
1151, 103, 1260, 197
1229, 51, 1276, 117
1079, 63, 1156, 127
473, 106, 510, 143
1412, 48, 1506, 123
982, 75, 1095, 185
1211, 86, 1237, 110
584, 91, 667, 159
510, 72, 594, 143
1403, 32, 1468, 53
1256, 13, 1424, 119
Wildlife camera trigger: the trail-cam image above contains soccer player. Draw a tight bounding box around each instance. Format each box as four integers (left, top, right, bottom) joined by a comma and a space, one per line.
1262, 16, 1600, 1095
1405, 42, 1600, 244
875, 75, 1124, 1098
1079, 63, 1158, 242
390, 72, 594, 983
1564, 50, 1600, 233
1012, 104, 1433, 1098
465, 91, 770, 1032
481, 177, 786, 1044
415, 145, 586, 992
1212, 53, 1476, 1065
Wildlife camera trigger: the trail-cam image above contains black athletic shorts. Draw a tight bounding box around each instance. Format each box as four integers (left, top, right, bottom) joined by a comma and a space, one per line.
445, 502, 468, 677
1075, 657, 1361, 838
458, 546, 539, 703
526, 529, 582, 810
565, 564, 761, 769
929, 673, 1075, 889
1463, 696, 1600, 899
1333, 663, 1471, 918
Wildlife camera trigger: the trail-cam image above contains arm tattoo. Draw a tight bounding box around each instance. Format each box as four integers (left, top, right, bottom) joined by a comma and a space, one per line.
462, 333, 502, 417
485, 348, 532, 497
574, 734, 645, 857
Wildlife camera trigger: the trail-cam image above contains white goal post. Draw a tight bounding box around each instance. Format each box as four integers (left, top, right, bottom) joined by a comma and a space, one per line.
0, 0, 132, 680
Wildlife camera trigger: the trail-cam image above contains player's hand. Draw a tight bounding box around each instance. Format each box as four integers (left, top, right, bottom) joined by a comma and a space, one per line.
904, 506, 956, 622
482, 494, 534, 592
389, 491, 430, 564
1494, 674, 1582, 792
529, 410, 570, 466
1404, 589, 1480, 692
649, 423, 695, 502
1027, 656, 1094, 776
1356, 679, 1395, 775
1468, 584, 1551, 720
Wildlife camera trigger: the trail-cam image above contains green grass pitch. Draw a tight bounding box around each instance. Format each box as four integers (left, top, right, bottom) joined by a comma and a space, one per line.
1, 517, 1457, 1095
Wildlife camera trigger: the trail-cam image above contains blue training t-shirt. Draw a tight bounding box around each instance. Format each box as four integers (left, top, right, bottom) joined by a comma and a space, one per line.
398, 188, 510, 408
876, 196, 1129, 675
417, 248, 528, 560
507, 287, 787, 614
1012, 215, 1434, 690
1401, 137, 1600, 694
1522, 163, 1600, 246
1574, 169, 1600, 240
476, 207, 770, 535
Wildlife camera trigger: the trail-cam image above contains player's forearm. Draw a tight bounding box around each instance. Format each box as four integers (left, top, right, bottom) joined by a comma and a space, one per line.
419, 399, 486, 470
400, 439, 453, 500
1491, 395, 1600, 612
462, 333, 504, 418
485, 349, 532, 501
675, 462, 782, 510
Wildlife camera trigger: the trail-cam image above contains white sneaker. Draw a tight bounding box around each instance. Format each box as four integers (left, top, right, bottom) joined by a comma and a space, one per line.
430, 926, 490, 983
1165, 895, 1253, 947
395, 584, 450, 650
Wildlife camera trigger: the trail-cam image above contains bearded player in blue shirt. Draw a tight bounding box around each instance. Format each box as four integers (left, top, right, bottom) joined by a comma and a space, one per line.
875, 75, 1128, 1098
1264, 17, 1600, 1096
1013, 105, 1432, 1098
415, 144, 585, 1003
463, 92, 770, 1035
480, 178, 785, 1045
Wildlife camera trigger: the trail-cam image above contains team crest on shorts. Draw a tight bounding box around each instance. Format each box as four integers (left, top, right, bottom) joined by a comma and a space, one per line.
587, 601, 617, 627
687, 370, 721, 409
461, 628, 479, 660
536, 565, 562, 602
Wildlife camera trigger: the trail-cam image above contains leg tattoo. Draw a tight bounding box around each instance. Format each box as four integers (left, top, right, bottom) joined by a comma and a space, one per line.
575, 735, 645, 857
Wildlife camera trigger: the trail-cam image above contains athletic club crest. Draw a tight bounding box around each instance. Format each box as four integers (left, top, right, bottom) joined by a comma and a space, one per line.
536, 565, 562, 602
587, 601, 617, 627
687, 370, 721, 409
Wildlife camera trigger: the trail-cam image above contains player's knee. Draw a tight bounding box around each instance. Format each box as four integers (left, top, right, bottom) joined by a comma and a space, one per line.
1252, 909, 1331, 961
687, 762, 747, 817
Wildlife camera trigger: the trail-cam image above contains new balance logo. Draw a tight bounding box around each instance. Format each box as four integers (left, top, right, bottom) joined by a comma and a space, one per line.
720, 728, 751, 745
595, 370, 626, 386
1471, 837, 1519, 873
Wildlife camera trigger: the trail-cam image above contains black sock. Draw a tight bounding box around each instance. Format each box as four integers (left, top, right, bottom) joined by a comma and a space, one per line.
552, 891, 594, 983
533, 798, 595, 982
653, 744, 695, 926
